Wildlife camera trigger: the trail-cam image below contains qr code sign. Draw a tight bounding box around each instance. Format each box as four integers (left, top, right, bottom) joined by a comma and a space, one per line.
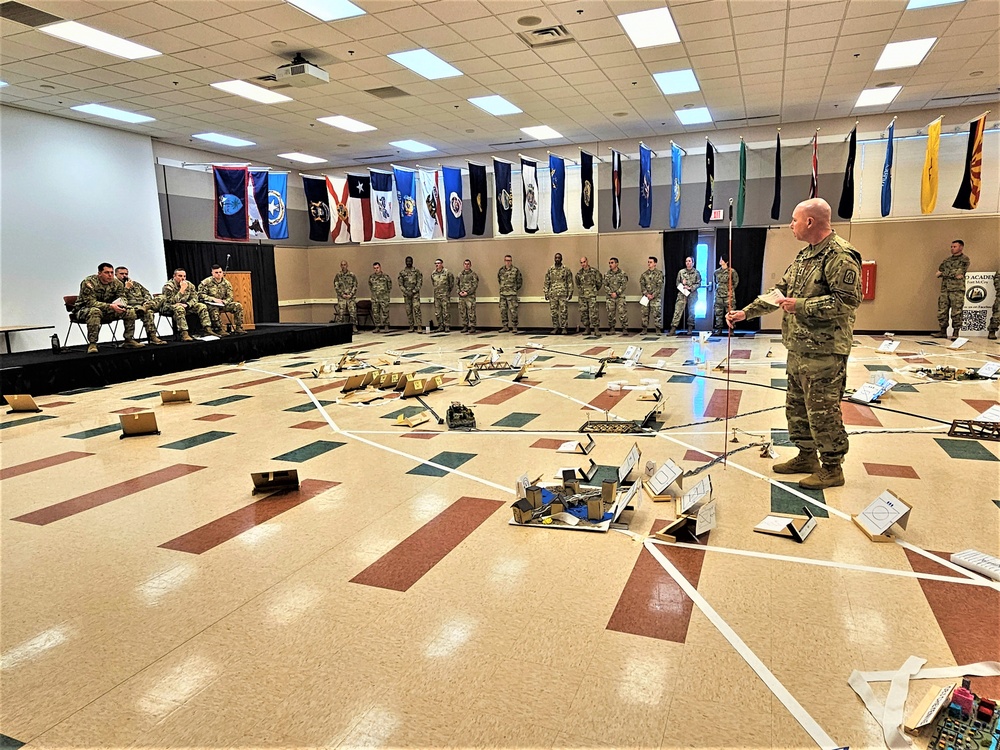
962, 308, 987, 332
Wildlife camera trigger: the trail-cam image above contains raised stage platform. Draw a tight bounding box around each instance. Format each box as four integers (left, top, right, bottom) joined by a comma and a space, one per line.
0, 323, 352, 398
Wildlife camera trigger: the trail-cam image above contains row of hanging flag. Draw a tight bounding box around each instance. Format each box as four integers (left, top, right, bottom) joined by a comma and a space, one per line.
212, 112, 988, 242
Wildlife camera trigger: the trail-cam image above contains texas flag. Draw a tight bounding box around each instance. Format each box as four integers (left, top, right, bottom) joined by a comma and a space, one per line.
326, 175, 351, 243
370, 170, 396, 240
417, 169, 443, 239
346, 173, 372, 242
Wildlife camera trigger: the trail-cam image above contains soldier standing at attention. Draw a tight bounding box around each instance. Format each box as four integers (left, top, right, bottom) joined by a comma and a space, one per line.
74, 262, 143, 353
162, 268, 211, 342
198, 265, 247, 336
431, 258, 455, 333
544, 252, 574, 335
575, 257, 603, 337
457, 259, 479, 334
932, 240, 970, 340
988, 268, 999, 340
604, 257, 628, 336
728, 198, 862, 490
398, 256, 423, 333
334, 261, 359, 333
639, 256, 665, 335
115, 266, 165, 345
670, 256, 701, 336
497, 255, 523, 334
368, 262, 392, 333
713, 258, 739, 335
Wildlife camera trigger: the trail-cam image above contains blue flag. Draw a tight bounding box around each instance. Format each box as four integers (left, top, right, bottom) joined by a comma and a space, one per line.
442, 166, 465, 239
494, 159, 513, 235
393, 167, 419, 238
214, 166, 248, 241
249, 170, 269, 239
638, 144, 652, 228
669, 143, 682, 229
549, 155, 567, 234
301, 175, 330, 242
265, 172, 287, 239
880, 120, 894, 217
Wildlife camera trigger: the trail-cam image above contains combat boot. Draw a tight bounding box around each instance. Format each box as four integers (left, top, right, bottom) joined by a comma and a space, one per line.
214, 328, 230, 337
233, 328, 246, 335
772, 451, 820, 475
499, 326, 509, 333
930, 328, 947, 338
668, 327, 677, 336
150, 335, 166, 345
180, 331, 193, 342
87, 343, 98, 354
122, 339, 144, 349
799, 464, 845, 489
593, 329, 601, 338
989, 331, 997, 340
511, 328, 518, 335
551, 328, 559, 335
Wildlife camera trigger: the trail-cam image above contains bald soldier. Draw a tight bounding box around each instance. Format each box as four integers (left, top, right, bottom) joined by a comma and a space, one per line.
74, 262, 143, 353
728, 198, 861, 490
575, 256, 602, 336
543, 252, 574, 335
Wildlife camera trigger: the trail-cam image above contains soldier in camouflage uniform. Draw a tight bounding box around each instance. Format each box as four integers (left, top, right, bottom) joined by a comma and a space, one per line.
162, 268, 212, 342
430, 258, 455, 333
575, 257, 603, 336
932, 240, 970, 340
74, 262, 142, 353
497, 255, 523, 334
543, 253, 574, 334
670, 257, 701, 335
398, 256, 423, 332
368, 262, 392, 333
988, 268, 999, 340
198, 265, 246, 336
729, 199, 862, 490
639, 257, 665, 335
457, 259, 479, 334
115, 266, 165, 345
334, 260, 359, 333
604, 257, 629, 335
712, 258, 739, 334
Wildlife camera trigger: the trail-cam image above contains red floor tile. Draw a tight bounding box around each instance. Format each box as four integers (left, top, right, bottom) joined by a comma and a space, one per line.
476, 384, 529, 406
730, 349, 751, 359
291, 421, 327, 430
702, 389, 742, 418
35, 401, 74, 408
582, 346, 609, 356
401, 431, 439, 440
304, 379, 348, 395
862, 462, 919, 479
840, 402, 883, 426
585, 389, 630, 412
156, 368, 242, 386
683, 449, 722, 461
458, 343, 488, 351
195, 413, 234, 422
112, 407, 149, 415
1, 451, 93, 481
398, 342, 431, 351
224, 375, 284, 390
964, 399, 999, 414
652, 348, 678, 357
530, 438, 566, 450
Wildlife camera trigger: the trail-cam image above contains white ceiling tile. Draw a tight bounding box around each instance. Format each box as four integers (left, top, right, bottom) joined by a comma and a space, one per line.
684, 35, 735, 55
118, 2, 195, 29
171, 23, 238, 47
787, 20, 842, 43
566, 17, 626, 40
736, 28, 785, 47
730, 0, 788, 15
679, 18, 735, 41
376, 5, 442, 31
81, 11, 156, 38
733, 10, 786, 34
452, 16, 511, 41
738, 45, 785, 63
473, 35, 531, 55
788, 1, 845, 26
670, 0, 732, 24
422, 0, 492, 23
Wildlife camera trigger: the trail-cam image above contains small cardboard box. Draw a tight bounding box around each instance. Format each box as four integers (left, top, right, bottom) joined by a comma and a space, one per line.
525, 486, 542, 509
587, 497, 603, 521
511, 498, 535, 524
602, 480, 617, 505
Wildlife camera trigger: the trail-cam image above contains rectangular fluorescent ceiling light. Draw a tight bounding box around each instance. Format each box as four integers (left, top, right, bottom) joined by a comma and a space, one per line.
875, 38, 936, 69
286, 0, 365, 21
71, 103, 155, 124
193, 132, 256, 147
675, 107, 712, 125
211, 80, 292, 104
617, 7, 680, 49
653, 69, 699, 95
905, 0, 962, 8
468, 95, 522, 116
317, 115, 377, 132
855, 86, 901, 107
388, 49, 462, 80
390, 140, 436, 153
40, 21, 160, 60
278, 152, 327, 163
520, 125, 563, 140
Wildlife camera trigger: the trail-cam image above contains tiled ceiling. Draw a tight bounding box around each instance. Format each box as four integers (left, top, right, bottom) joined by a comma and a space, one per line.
1, 0, 997, 168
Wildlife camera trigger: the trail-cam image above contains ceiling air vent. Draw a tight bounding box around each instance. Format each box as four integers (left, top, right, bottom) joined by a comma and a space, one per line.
353, 154, 396, 162
366, 86, 409, 100
0, 1, 62, 26
488, 139, 541, 148
929, 92, 995, 104
517, 25, 574, 48
716, 113, 780, 125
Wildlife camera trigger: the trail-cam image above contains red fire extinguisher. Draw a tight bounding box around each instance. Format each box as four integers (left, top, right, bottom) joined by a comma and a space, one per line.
861, 261, 876, 301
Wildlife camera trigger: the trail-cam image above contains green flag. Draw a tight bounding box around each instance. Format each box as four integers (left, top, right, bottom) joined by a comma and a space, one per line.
736, 140, 746, 227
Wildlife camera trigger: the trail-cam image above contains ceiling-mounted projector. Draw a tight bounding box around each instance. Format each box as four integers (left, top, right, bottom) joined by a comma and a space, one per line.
276, 54, 329, 87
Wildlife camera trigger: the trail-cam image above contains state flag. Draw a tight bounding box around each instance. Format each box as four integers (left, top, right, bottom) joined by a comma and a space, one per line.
346, 173, 373, 242
214, 166, 248, 241
266, 172, 288, 240
249, 170, 269, 239
370, 170, 397, 240
611, 149, 621, 229
770, 132, 782, 221
838, 126, 857, 220
669, 143, 682, 229
326, 175, 351, 243
469, 162, 487, 236
442, 166, 466, 239
417, 169, 443, 239
881, 120, 894, 218
301, 174, 330, 242
393, 167, 419, 239
580, 151, 594, 229
808, 131, 818, 199
638, 144, 652, 228
521, 158, 539, 233
952, 112, 986, 211
494, 159, 513, 235
736, 140, 746, 227
550, 154, 567, 234
921, 117, 942, 214
703, 140, 715, 224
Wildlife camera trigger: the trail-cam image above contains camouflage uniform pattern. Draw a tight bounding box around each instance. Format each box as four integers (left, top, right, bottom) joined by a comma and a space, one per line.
604, 269, 629, 332
368, 272, 392, 329
497, 266, 523, 331
457, 269, 479, 330
671, 268, 702, 331
161, 278, 211, 333
431, 268, 455, 331
198, 276, 245, 332
74, 274, 136, 342
398, 267, 423, 329
936, 253, 970, 332
639, 268, 665, 331
334, 271, 359, 328
121, 279, 159, 339
989, 271, 1000, 335
740, 231, 862, 466
544, 265, 574, 331
575, 267, 603, 332
713, 267, 740, 330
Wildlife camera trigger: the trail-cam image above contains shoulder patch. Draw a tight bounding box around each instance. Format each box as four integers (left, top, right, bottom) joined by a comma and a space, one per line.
842, 269, 857, 286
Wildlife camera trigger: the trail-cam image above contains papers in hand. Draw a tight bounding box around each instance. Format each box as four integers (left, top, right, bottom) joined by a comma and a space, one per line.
756, 289, 783, 306
639, 295, 649, 307
206, 301, 225, 307
677, 283, 690, 297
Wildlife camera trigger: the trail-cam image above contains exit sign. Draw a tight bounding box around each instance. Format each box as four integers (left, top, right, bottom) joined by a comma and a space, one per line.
710, 209, 724, 221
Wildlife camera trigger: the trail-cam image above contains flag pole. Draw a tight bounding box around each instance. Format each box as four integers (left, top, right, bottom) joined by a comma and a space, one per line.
669, 140, 687, 155
579, 149, 603, 162
844, 121, 858, 141
639, 141, 658, 157
547, 150, 578, 165
723, 197, 734, 467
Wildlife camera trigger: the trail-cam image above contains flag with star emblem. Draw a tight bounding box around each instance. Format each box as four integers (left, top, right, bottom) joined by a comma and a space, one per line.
580, 150, 594, 229
521, 158, 539, 233
248, 170, 269, 239
442, 166, 466, 239
326, 175, 351, 243
550, 154, 567, 234
346, 173, 372, 242
266, 172, 288, 240
370, 170, 396, 240
393, 167, 419, 239
493, 159, 513, 235
952, 112, 986, 211
214, 166, 248, 241
301, 174, 330, 242
638, 144, 652, 228
417, 169, 443, 239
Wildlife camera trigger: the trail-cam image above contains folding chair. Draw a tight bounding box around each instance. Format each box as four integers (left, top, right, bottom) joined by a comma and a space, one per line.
64, 295, 119, 346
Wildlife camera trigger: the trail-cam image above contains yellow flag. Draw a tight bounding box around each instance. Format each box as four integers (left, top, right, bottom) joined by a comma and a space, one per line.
920, 117, 941, 214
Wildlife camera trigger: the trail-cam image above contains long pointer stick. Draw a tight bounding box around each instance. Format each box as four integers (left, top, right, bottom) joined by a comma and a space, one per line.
723, 198, 734, 466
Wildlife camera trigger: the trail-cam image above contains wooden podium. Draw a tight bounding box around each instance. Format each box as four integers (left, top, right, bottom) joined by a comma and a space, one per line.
227, 271, 255, 330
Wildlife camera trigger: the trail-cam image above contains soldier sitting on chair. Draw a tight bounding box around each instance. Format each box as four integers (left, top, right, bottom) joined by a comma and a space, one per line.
74, 262, 144, 354
198, 265, 247, 336
162, 268, 211, 341
115, 266, 165, 345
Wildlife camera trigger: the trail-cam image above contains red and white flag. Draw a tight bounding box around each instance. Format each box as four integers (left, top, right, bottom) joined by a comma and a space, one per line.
326, 175, 351, 243
417, 169, 443, 239
346, 173, 373, 242
809, 132, 818, 199
369, 170, 397, 240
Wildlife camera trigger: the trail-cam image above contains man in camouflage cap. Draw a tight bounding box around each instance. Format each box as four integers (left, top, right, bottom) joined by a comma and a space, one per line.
115, 266, 165, 345
669, 256, 701, 336
543, 253, 574, 335
74, 262, 143, 353
398, 256, 423, 333
430, 258, 455, 333
604, 257, 628, 336
931, 240, 970, 340
162, 268, 211, 342
368, 262, 392, 333
713, 258, 739, 335
575, 256, 603, 336
334, 260, 359, 333
639, 256, 665, 335
198, 265, 246, 336
457, 259, 479, 334
497, 254, 523, 334
728, 198, 862, 490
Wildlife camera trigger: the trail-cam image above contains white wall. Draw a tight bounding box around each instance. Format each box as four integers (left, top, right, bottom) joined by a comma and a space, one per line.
0, 106, 165, 350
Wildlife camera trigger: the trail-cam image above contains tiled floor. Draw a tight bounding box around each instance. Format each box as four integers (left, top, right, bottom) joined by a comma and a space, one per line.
2, 330, 998, 749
